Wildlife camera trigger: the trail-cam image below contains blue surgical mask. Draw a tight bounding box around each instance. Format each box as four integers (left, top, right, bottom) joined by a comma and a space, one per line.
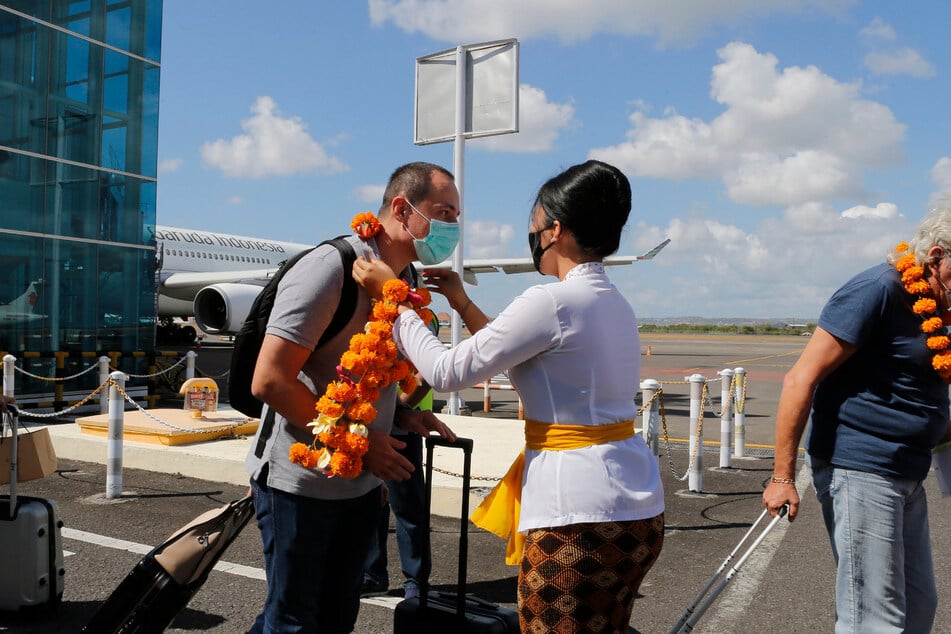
405, 201, 460, 265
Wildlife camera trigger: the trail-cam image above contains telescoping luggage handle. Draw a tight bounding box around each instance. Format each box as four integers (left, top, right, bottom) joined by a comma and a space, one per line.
422, 435, 473, 618
3, 404, 20, 519
669, 504, 789, 634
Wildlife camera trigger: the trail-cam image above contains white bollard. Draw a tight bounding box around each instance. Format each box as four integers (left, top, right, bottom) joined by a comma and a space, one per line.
185, 350, 196, 380
3, 354, 14, 399
640, 379, 660, 456
734, 367, 746, 458
99, 356, 110, 415
106, 371, 127, 499
687, 373, 706, 492
719, 368, 734, 468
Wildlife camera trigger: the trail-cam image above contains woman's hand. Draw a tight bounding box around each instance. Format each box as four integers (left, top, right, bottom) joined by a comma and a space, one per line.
422, 268, 467, 309
352, 256, 398, 300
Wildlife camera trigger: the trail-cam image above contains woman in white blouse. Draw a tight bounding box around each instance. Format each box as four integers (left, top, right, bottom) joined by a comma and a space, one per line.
354, 159, 665, 634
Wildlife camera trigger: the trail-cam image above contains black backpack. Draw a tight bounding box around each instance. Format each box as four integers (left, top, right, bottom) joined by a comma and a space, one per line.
228, 236, 357, 420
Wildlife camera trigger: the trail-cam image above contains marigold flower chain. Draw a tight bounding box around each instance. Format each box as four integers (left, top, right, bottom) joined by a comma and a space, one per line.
892, 243, 951, 381
289, 212, 427, 478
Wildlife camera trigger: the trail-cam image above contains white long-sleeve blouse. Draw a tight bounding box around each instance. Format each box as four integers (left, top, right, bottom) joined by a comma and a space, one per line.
393, 262, 664, 531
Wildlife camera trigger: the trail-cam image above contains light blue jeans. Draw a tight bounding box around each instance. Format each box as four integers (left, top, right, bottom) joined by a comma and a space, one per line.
812, 458, 937, 634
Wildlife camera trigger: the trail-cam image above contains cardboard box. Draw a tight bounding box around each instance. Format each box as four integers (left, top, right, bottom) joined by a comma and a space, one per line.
0, 427, 58, 484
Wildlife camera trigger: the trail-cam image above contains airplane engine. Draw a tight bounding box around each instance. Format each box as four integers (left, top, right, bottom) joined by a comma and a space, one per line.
193, 283, 262, 334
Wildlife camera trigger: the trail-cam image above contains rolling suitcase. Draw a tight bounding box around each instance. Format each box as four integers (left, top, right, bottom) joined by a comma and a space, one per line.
0, 404, 65, 612
393, 436, 519, 633
669, 505, 789, 633
81, 493, 255, 633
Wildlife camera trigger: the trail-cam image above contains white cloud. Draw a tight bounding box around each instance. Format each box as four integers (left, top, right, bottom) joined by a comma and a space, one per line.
158, 158, 183, 173
201, 96, 348, 178
464, 220, 516, 258
624, 205, 913, 318
864, 48, 936, 78
471, 84, 575, 153
840, 202, 900, 220
354, 184, 386, 205
859, 17, 896, 41
368, 0, 854, 46
590, 41, 904, 208
931, 158, 951, 191
227, 195, 245, 206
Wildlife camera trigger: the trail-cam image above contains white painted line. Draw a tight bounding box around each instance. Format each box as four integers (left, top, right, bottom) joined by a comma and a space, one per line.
61, 527, 265, 581
62, 527, 399, 607
694, 462, 811, 632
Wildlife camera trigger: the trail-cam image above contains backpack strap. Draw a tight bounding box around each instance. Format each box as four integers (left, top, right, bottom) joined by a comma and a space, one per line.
254, 236, 359, 459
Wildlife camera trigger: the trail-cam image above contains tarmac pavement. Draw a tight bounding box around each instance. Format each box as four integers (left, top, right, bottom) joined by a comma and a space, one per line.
2, 334, 951, 633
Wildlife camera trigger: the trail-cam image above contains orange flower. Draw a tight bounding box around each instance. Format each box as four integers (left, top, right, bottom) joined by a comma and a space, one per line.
892, 242, 951, 383
907, 280, 931, 295
927, 336, 951, 351
289, 442, 310, 465
895, 253, 916, 272
923, 317, 944, 333
902, 266, 924, 284
293, 211, 439, 478
351, 212, 382, 239
326, 381, 356, 404
329, 450, 361, 479
913, 298, 937, 315
399, 373, 418, 395
347, 401, 377, 423
316, 395, 346, 419
383, 279, 410, 303
934, 350, 951, 371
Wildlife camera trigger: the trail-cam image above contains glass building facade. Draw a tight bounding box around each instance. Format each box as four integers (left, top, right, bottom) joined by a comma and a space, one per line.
0, 0, 162, 393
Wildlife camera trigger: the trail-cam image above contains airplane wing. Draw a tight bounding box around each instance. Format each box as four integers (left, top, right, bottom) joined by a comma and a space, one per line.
160, 268, 276, 300
424, 238, 671, 285
172, 239, 670, 335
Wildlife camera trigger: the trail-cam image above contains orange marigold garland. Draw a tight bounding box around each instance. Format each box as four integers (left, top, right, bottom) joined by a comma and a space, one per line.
892, 243, 951, 381
288, 212, 430, 477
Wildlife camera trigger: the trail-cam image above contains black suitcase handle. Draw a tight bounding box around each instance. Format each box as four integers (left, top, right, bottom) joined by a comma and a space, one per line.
422, 435, 473, 617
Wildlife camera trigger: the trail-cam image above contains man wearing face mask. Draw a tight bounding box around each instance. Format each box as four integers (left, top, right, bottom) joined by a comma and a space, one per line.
246, 161, 459, 634
354, 160, 665, 633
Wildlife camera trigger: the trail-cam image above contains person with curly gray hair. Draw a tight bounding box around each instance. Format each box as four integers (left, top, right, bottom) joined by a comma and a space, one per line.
764, 205, 951, 633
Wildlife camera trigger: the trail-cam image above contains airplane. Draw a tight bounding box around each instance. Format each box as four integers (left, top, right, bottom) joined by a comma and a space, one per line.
153, 225, 670, 342
0, 280, 45, 327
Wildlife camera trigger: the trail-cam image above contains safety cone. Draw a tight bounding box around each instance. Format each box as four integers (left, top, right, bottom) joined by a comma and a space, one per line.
646, 345, 652, 356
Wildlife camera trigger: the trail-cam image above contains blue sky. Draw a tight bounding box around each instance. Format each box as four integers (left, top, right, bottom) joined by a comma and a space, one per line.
156, 1, 951, 320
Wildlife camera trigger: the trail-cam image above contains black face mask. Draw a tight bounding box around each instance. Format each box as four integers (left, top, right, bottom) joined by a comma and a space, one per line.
528, 225, 554, 272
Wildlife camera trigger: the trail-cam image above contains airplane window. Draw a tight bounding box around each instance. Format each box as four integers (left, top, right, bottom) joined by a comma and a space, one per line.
165, 248, 170, 255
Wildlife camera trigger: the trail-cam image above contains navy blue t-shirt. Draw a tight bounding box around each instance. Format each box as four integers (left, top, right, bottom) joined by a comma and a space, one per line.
809, 262, 949, 481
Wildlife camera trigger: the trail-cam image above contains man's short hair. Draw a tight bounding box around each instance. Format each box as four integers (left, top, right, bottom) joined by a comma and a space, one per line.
379, 162, 454, 216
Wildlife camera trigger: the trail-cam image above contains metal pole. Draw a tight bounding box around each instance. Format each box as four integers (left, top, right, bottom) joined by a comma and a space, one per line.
719, 368, 734, 468
733, 367, 746, 458
3, 354, 14, 399
185, 350, 196, 380
687, 373, 705, 492
640, 379, 660, 456
99, 356, 110, 415
106, 371, 127, 499
448, 45, 466, 417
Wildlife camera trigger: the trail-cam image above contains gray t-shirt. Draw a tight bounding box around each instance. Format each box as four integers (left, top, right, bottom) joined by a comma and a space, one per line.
244, 235, 395, 500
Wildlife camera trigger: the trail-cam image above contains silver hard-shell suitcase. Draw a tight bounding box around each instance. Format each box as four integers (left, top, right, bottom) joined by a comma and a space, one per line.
0, 405, 65, 611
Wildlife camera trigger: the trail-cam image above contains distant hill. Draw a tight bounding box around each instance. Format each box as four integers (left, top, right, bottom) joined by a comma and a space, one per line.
638, 316, 817, 327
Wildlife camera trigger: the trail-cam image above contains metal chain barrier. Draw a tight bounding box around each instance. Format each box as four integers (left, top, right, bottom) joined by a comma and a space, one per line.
703, 372, 737, 419
659, 381, 707, 481
18, 378, 114, 419
113, 354, 187, 379
13, 362, 100, 382
112, 380, 250, 436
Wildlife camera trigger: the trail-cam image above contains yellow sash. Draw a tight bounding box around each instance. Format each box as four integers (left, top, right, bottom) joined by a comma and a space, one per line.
470, 419, 634, 565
